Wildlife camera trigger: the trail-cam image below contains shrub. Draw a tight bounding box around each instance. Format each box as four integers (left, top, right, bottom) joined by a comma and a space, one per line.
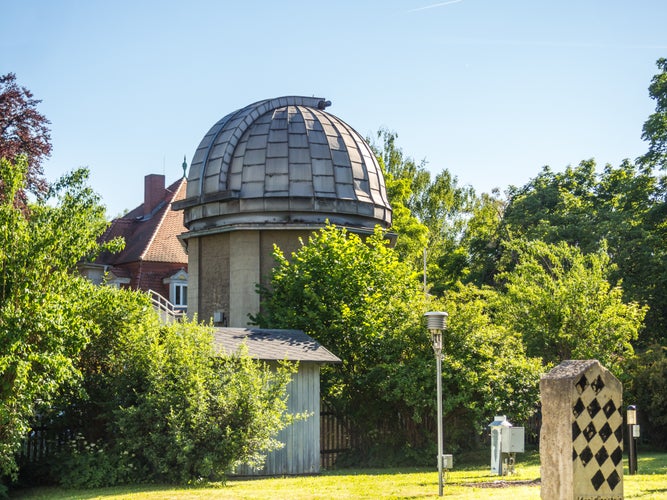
39, 287, 298, 486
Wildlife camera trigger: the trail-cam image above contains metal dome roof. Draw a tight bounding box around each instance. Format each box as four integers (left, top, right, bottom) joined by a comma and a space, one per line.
174, 96, 392, 233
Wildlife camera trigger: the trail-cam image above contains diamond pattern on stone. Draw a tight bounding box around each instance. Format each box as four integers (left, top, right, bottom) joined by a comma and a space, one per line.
599, 422, 613, 442
579, 446, 593, 466
603, 399, 617, 418
583, 422, 597, 442
607, 470, 621, 490
587, 398, 601, 419
611, 446, 623, 466
614, 424, 623, 443
568, 364, 624, 495
591, 470, 605, 491
591, 375, 605, 394
575, 374, 588, 394
595, 446, 609, 466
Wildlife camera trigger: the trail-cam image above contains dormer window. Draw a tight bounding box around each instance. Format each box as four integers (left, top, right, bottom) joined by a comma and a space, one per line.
163, 269, 188, 310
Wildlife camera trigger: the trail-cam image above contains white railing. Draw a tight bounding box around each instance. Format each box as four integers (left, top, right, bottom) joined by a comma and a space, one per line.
148, 289, 184, 323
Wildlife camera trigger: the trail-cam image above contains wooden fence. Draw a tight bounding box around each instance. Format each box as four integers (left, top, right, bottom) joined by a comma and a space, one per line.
19, 422, 71, 466
320, 404, 359, 469
20, 408, 541, 470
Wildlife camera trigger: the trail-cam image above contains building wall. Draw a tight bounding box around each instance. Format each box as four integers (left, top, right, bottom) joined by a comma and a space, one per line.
190, 227, 389, 325
198, 232, 230, 324
135, 261, 186, 299
235, 362, 321, 476
230, 231, 260, 327
193, 229, 314, 326
187, 237, 200, 317
259, 229, 312, 290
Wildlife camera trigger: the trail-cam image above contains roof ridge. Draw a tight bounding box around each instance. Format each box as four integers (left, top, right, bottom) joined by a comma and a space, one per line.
139, 177, 186, 261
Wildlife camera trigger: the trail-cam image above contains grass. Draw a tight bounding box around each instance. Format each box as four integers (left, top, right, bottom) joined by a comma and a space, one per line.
12, 451, 667, 499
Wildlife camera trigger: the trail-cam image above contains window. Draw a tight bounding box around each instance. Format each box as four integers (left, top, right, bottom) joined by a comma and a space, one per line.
164, 269, 188, 309
173, 283, 187, 307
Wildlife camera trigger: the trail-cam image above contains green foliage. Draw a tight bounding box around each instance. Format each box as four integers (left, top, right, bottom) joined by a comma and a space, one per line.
502, 160, 667, 344
623, 345, 667, 448
432, 190, 507, 291
48, 286, 297, 486
369, 129, 479, 294
51, 435, 136, 489
254, 224, 541, 456
371, 129, 429, 268
372, 128, 431, 213
254, 224, 432, 448
440, 284, 542, 435
381, 171, 429, 268
113, 321, 297, 483
503, 161, 599, 250
0, 157, 113, 480
493, 240, 646, 373
641, 57, 667, 169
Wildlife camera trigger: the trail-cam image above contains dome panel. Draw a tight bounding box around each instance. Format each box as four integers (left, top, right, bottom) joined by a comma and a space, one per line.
175, 96, 392, 232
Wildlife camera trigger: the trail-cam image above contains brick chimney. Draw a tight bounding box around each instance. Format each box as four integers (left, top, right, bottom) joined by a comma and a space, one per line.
144, 174, 165, 216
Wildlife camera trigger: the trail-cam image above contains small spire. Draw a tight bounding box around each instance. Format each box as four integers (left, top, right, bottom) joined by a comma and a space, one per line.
182, 155, 187, 178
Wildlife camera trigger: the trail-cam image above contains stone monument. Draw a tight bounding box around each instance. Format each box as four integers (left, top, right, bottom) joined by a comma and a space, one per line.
540, 360, 624, 500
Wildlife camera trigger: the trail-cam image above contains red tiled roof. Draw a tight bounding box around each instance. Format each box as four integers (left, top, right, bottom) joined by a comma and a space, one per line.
98, 177, 188, 266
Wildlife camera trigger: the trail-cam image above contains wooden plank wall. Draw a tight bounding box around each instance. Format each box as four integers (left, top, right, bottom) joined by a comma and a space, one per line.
236, 362, 321, 475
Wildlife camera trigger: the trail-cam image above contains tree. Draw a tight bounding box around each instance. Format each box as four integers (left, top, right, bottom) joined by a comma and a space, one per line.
369, 129, 477, 293
641, 58, 667, 170
0, 157, 113, 480
118, 325, 296, 483
636, 57, 667, 342
501, 160, 666, 344
455, 190, 506, 287
254, 224, 542, 459
0, 74, 51, 201
492, 240, 646, 373
31, 286, 298, 487
502, 161, 599, 252
437, 283, 542, 447
373, 128, 431, 213
623, 345, 667, 448
370, 129, 429, 269
254, 225, 432, 454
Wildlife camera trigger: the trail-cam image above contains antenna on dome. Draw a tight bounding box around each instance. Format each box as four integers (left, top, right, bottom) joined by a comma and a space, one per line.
182, 156, 187, 178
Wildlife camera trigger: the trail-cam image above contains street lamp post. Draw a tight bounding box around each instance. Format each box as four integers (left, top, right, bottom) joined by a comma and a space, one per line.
425, 311, 448, 497
627, 405, 638, 475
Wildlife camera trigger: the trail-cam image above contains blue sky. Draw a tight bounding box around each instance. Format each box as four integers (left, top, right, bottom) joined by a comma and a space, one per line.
3, 0, 666, 216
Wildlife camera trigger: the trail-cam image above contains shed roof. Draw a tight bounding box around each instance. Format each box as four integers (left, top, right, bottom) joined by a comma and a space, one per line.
212, 328, 340, 363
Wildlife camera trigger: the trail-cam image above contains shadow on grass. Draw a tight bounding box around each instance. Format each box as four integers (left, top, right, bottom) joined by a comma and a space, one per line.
321, 449, 541, 476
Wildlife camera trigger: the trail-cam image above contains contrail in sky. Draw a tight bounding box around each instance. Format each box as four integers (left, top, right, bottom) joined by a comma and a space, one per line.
407, 0, 464, 13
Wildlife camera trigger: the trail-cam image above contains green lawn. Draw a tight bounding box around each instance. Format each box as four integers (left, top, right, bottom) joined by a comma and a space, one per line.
13, 451, 667, 499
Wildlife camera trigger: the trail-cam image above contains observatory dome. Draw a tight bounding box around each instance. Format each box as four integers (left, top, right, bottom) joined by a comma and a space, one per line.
176, 96, 392, 233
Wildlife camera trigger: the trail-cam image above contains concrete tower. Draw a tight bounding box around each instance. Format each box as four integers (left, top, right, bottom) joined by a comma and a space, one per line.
174, 96, 392, 326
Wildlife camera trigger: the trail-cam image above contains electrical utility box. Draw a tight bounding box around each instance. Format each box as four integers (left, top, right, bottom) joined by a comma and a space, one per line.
501, 426, 525, 453
488, 416, 525, 475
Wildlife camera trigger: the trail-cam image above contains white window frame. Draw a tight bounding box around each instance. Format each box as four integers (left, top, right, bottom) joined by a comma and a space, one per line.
164, 269, 188, 310
172, 282, 188, 308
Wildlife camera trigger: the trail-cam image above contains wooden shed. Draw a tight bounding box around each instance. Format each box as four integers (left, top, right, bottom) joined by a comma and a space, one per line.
212, 328, 340, 475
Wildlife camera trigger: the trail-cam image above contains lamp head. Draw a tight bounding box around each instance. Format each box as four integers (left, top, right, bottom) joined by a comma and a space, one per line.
425, 311, 448, 332
627, 405, 637, 425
